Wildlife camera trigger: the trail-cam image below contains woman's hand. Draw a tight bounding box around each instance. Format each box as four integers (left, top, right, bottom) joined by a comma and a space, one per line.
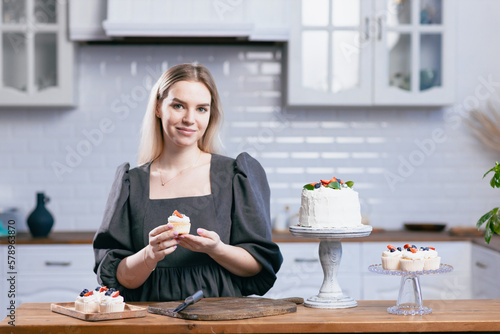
176, 228, 221, 255
177, 228, 262, 277
144, 224, 179, 270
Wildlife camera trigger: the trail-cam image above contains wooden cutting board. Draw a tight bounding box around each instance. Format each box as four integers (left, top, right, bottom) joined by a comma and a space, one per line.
148, 297, 301, 321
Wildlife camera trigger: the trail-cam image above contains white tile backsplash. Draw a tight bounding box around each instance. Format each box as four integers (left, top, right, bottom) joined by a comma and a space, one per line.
1, 43, 500, 233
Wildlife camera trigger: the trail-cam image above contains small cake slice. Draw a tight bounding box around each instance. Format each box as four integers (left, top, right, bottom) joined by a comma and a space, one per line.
400, 245, 425, 271
99, 289, 125, 313
168, 210, 191, 234
75, 289, 99, 313
422, 246, 441, 270
381, 244, 402, 270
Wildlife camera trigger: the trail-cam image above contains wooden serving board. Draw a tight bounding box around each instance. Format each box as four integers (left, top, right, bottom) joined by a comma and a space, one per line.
148, 297, 300, 321
51, 302, 146, 321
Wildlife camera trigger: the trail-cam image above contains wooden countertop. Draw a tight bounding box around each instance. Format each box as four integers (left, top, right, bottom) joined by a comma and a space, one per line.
2, 230, 500, 253
2, 300, 500, 333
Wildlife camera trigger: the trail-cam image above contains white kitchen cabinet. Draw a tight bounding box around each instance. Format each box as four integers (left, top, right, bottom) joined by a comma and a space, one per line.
287, 0, 455, 106
471, 243, 500, 299
264, 242, 362, 300
1, 244, 97, 320
0, 0, 74, 107
102, 0, 291, 41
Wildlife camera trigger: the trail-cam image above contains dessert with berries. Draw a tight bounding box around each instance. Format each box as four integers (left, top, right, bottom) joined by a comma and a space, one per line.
299, 177, 363, 228
421, 246, 441, 270
99, 288, 125, 313
168, 210, 191, 234
75, 289, 99, 313
399, 244, 426, 271
94, 285, 109, 302
381, 244, 402, 270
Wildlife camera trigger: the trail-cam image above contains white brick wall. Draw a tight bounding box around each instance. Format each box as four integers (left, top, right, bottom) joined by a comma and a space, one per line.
1, 44, 499, 233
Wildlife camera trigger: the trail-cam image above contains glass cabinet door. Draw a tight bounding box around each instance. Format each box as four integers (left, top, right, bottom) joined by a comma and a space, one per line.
374, 0, 454, 105
0, 0, 73, 106
288, 0, 373, 106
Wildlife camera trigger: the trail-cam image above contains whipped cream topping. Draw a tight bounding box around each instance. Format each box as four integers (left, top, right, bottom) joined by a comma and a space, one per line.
382, 250, 402, 257
100, 295, 124, 305
76, 294, 98, 303
401, 250, 425, 260
422, 249, 438, 258
168, 214, 190, 224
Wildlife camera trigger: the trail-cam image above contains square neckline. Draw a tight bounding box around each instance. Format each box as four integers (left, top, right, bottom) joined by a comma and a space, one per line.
148, 153, 214, 201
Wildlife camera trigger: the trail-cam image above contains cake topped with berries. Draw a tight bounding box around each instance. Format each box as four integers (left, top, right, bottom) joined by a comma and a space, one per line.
299, 177, 363, 228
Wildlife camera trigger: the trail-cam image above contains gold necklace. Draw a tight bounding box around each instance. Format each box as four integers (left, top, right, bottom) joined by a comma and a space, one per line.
157, 151, 202, 186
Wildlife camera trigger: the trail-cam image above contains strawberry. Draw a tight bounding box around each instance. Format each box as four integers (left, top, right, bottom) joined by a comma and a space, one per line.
387, 244, 396, 250
84, 291, 93, 297
99, 286, 108, 293
111, 291, 120, 298
320, 179, 330, 185
410, 248, 418, 253
429, 247, 435, 250
172, 210, 183, 218
404, 244, 411, 249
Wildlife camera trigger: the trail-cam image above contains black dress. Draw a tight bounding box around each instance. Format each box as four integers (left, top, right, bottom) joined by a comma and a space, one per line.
93, 152, 283, 302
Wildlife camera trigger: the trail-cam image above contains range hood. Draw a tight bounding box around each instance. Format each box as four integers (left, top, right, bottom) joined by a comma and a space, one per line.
102, 0, 291, 41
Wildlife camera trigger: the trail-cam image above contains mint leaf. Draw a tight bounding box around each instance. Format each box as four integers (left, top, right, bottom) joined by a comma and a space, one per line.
303, 184, 315, 190
345, 181, 354, 188
327, 181, 340, 189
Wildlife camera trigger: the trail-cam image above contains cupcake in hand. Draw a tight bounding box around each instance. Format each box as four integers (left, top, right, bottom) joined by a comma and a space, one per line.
168, 210, 191, 235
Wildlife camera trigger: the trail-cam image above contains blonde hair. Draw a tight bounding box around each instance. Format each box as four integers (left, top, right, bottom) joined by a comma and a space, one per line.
138, 63, 223, 165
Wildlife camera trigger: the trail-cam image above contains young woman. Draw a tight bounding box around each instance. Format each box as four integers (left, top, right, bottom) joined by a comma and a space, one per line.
93, 63, 282, 301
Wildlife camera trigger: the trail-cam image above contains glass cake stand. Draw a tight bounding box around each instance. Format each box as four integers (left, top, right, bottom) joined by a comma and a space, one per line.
368, 264, 453, 315
289, 225, 372, 309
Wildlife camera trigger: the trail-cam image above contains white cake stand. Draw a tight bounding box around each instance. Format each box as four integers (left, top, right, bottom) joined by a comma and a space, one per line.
289, 225, 372, 309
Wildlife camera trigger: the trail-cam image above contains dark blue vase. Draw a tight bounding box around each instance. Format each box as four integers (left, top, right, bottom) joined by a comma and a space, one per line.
27, 192, 54, 238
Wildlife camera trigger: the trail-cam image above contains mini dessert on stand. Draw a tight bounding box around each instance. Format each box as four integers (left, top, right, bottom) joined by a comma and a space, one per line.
381, 245, 402, 270
168, 210, 191, 234
380, 244, 441, 272
290, 177, 372, 309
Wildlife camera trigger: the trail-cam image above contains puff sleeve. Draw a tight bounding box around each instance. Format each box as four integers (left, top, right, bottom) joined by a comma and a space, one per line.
93, 163, 139, 299
230, 153, 283, 295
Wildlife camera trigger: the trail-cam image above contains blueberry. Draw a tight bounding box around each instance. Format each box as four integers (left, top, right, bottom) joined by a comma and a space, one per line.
390, 248, 396, 253
95, 286, 101, 291
314, 183, 321, 189
412, 244, 417, 249
407, 248, 412, 251
425, 247, 430, 251
80, 289, 89, 297
105, 290, 112, 296
109, 288, 116, 292
397, 247, 402, 251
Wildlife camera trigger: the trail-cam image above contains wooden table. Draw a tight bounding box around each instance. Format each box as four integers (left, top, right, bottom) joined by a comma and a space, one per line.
2, 300, 500, 333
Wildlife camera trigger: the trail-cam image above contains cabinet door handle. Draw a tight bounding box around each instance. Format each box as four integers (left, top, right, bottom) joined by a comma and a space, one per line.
364, 17, 370, 40
377, 17, 382, 40
294, 258, 319, 263
45, 261, 71, 266
475, 261, 488, 269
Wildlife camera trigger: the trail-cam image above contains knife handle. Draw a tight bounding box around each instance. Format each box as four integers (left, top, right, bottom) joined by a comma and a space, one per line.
192, 290, 204, 303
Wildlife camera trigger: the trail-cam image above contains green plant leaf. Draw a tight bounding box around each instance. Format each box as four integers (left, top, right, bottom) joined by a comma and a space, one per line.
345, 181, 354, 188
303, 184, 315, 190
327, 181, 340, 189
485, 221, 493, 244
476, 209, 494, 229
483, 166, 496, 179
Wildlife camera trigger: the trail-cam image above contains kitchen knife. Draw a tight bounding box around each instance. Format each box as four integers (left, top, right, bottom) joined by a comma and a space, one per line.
172, 290, 204, 313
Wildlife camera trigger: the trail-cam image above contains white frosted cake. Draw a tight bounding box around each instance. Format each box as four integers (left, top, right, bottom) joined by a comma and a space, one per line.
299, 177, 363, 228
